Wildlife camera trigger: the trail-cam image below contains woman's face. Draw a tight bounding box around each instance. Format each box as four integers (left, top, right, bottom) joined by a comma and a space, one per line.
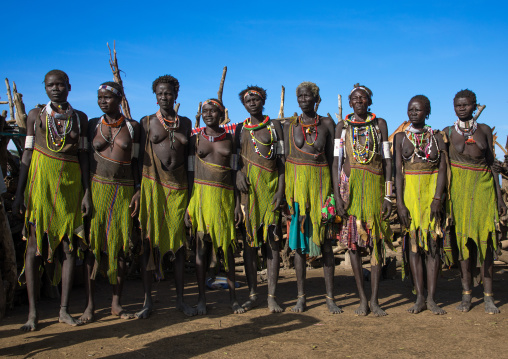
98, 89, 122, 116
297, 86, 316, 113
349, 89, 370, 116
156, 83, 176, 111
454, 97, 475, 121
243, 93, 264, 116
407, 99, 427, 127
202, 103, 222, 127
45, 74, 70, 103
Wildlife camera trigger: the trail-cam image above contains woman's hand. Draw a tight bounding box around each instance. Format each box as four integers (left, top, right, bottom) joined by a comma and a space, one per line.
12, 194, 25, 217
235, 204, 244, 227
81, 190, 92, 217
271, 190, 284, 212
184, 210, 192, 228
397, 203, 411, 229
129, 189, 140, 218
335, 197, 347, 219
430, 198, 442, 222
236, 171, 250, 194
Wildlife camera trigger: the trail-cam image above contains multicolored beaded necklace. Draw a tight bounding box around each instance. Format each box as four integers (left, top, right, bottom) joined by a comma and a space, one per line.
44, 102, 74, 152
299, 115, 320, 146
454, 119, 477, 144
402, 124, 439, 163
156, 109, 180, 149
243, 116, 274, 159
347, 113, 377, 164
100, 115, 125, 149
201, 128, 227, 142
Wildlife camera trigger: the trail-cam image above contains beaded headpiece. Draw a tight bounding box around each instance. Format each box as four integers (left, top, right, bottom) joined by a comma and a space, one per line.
349, 86, 371, 98
243, 90, 264, 100
98, 85, 122, 97
202, 99, 224, 112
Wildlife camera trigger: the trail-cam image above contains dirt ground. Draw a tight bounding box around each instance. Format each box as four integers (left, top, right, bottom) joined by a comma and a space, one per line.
1, 263, 508, 359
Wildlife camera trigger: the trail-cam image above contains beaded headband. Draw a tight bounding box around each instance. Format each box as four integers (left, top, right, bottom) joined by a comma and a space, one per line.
349, 86, 371, 98
98, 85, 122, 97
244, 90, 264, 100
202, 99, 224, 112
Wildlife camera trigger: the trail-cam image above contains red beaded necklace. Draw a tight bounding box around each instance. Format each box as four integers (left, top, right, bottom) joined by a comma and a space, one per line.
201, 128, 227, 142
299, 115, 319, 146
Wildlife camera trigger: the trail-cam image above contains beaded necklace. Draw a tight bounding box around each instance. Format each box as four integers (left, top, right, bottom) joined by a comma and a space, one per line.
402, 124, 439, 163
299, 115, 320, 146
243, 116, 275, 159
243, 115, 270, 130
201, 128, 227, 142
156, 109, 180, 149
348, 113, 377, 164
454, 119, 477, 144
44, 102, 75, 152
100, 115, 125, 148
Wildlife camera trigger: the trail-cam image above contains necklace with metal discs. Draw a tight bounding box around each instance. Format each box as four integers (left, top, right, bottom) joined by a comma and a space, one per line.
403, 125, 439, 163
100, 115, 125, 149
44, 102, 74, 153
156, 109, 180, 149
454, 119, 477, 144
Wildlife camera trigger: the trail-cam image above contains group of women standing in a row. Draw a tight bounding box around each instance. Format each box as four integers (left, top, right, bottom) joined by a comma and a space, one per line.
12, 69, 503, 332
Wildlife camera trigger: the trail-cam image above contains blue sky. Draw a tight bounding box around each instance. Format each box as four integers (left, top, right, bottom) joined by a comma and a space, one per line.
2, 1, 507, 152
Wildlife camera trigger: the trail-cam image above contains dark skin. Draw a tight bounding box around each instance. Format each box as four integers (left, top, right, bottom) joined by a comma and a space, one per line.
394, 98, 447, 315
184, 103, 244, 314
443, 96, 506, 315
135, 82, 196, 319
283, 86, 341, 314
235, 93, 285, 313
12, 73, 91, 331
79, 88, 141, 323
332, 88, 392, 316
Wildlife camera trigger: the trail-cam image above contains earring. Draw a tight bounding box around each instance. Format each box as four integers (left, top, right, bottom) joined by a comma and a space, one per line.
157, 101, 159, 105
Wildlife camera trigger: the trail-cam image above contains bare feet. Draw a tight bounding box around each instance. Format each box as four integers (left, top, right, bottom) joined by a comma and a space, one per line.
268, 296, 283, 313
407, 295, 427, 314
456, 293, 472, 312
59, 307, 82, 326
20, 310, 38, 331
241, 294, 259, 311
484, 296, 500, 315
196, 300, 207, 315
370, 302, 387, 317
427, 299, 446, 315
354, 299, 369, 316
135, 303, 153, 319
232, 301, 246, 314
326, 297, 343, 314
176, 300, 197, 317
291, 296, 306, 313
79, 306, 95, 324
111, 304, 135, 320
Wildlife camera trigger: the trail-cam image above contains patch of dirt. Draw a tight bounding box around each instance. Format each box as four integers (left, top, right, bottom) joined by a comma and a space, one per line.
1, 264, 508, 358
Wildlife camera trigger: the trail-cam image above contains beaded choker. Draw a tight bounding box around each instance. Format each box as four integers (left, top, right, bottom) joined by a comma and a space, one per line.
201, 128, 227, 142
344, 113, 376, 125
454, 119, 477, 144
45, 101, 74, 120
299, 115, 320, 146
156, 109, 180, 149
101, 115, 125, 127
402, 124, 439, 163
243, 116, 270, 130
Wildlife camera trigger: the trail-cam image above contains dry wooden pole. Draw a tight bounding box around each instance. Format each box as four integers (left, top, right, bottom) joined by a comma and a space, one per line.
495, 141, 508, 155
4, 79, 15, 123
217, 66, 227, 103
278, 86, 285, 119
0, 101, 8, 105
174, 103, 180, 114
12, 81, 27, 132
335, 94, 343, 121
195, 102, 202, 128
221, 108, 230, 126
107, 41, 132, 119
